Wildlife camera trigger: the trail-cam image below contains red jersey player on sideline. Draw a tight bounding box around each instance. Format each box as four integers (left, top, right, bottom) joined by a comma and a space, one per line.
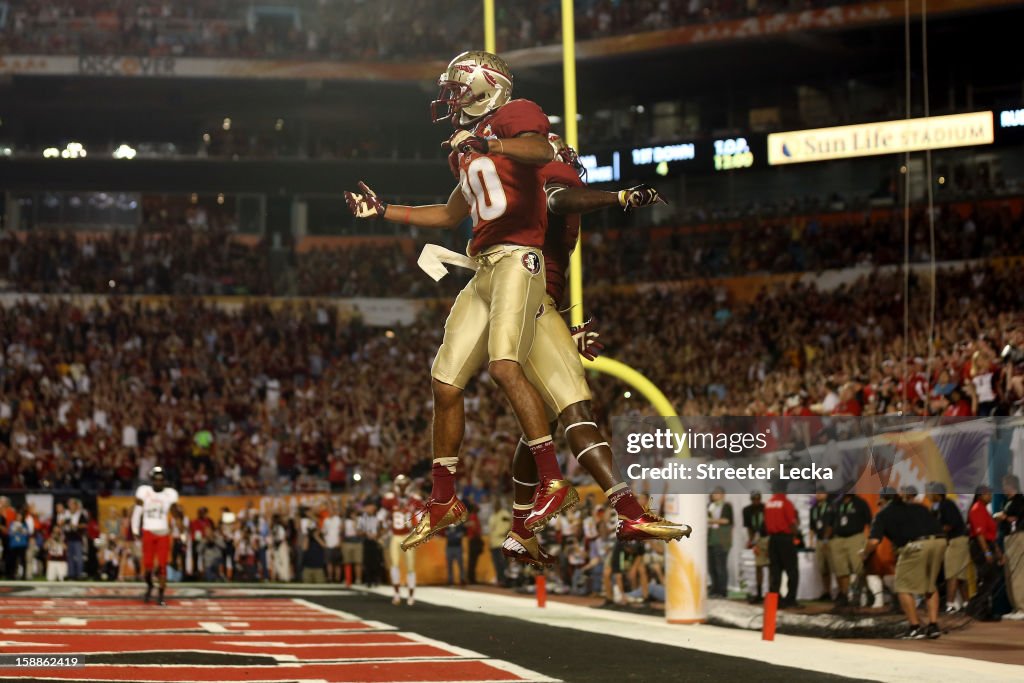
345, 51, 578, 552
132, 467, 180, 606
381, 475, 422, 605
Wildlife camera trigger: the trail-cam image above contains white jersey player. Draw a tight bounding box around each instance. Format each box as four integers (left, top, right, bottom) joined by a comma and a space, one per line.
131, 467, 180, 605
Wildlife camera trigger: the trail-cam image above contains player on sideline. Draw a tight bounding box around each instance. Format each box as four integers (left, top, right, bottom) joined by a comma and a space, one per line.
346, 51, 578, 551
381, 475, 422, 605
503, 137, 691, 565
131, 467, 180, 606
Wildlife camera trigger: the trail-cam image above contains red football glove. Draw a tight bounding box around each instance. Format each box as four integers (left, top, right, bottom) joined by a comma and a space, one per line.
570, 318, 604, 361
443, 129, 490, 154
344, 181, 387, 219
617, 184, 666, 213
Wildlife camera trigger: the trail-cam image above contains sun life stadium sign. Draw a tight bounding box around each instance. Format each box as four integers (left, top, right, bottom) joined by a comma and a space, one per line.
767, 111, 994, 165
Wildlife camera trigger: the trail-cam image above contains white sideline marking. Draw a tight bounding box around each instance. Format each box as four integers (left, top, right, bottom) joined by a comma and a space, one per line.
367, 586, 1024, 683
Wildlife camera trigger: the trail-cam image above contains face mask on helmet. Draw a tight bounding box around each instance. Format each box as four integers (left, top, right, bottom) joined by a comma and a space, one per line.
548, 134, 586, 180
431, 51, 513, 126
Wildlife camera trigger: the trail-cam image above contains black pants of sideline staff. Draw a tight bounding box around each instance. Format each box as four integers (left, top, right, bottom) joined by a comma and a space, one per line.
768, 532, 799, 606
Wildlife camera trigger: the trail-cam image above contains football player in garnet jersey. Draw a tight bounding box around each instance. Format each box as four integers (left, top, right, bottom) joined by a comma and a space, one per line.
500, 137, 690, 566
131, 467, 180, 606
380, 475, 422, 605
346, 51, 578, 551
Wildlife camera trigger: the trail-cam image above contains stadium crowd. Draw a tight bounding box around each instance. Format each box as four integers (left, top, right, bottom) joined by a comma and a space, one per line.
0, 208, 273, 296
3, 198, 1023, 297
0, 264, 1019, 499
1, 0, 861, 61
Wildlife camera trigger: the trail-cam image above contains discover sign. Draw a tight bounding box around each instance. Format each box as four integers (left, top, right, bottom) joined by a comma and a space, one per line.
767, 111, 994, 165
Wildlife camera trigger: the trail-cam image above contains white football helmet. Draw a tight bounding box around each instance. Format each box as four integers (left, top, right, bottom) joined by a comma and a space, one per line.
431, 50, 513, 126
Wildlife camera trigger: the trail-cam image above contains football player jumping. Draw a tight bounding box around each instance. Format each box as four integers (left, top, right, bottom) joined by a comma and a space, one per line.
381, 475, 422, 605
131, 467, 180, 606
346, 51, 579, 551
503, 136, 691, 567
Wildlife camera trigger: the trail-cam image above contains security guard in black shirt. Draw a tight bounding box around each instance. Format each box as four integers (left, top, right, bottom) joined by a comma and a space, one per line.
830, 491, 872, 607
862, 486, 945, 639
809, 487, 835, 601
926, 482, 969, 613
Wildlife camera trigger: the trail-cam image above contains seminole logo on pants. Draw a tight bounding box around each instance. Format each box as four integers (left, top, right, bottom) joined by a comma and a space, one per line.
521, 251, 541, 274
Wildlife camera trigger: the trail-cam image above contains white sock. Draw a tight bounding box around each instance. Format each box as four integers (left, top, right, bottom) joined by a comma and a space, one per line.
432, 456, 458, 474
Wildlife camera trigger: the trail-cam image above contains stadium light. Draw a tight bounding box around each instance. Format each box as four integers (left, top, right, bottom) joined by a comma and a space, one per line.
43, 147, 59, 158
59, 142, 87, 159
112, 144, 137, 160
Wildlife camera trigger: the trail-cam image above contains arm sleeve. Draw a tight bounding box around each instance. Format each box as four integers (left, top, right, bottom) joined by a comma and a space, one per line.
491, 99, 550, 138
723, 503, 734, 525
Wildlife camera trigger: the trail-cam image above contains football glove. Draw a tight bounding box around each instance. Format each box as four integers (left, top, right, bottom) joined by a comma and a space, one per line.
344, 181, 387, 219
444, 129, 490, 154
617, 184, 666, 213
569, 317, 604, 361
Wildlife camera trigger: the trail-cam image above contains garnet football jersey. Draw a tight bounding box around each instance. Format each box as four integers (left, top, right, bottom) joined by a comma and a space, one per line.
539, 160, 584, 305
453, 99, 551, 255
381, 491, 422, 535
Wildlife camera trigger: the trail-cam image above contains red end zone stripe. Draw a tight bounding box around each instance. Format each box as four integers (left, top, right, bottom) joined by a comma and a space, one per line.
0, 619, 372, 631
0, 660, 531, 682
0, 632, 418, 653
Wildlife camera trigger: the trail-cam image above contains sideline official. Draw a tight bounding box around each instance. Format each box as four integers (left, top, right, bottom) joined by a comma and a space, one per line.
809, 487, 834, 601
862, 487, 945, 639
830, 490, 872, 607
926, 482, 969, 613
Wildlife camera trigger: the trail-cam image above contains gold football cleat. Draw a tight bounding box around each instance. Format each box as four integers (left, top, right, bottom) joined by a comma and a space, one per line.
400, 496, 468, 551
501, 531, 556, 566
617, 510, 693, 542
525, 478, 579, 530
